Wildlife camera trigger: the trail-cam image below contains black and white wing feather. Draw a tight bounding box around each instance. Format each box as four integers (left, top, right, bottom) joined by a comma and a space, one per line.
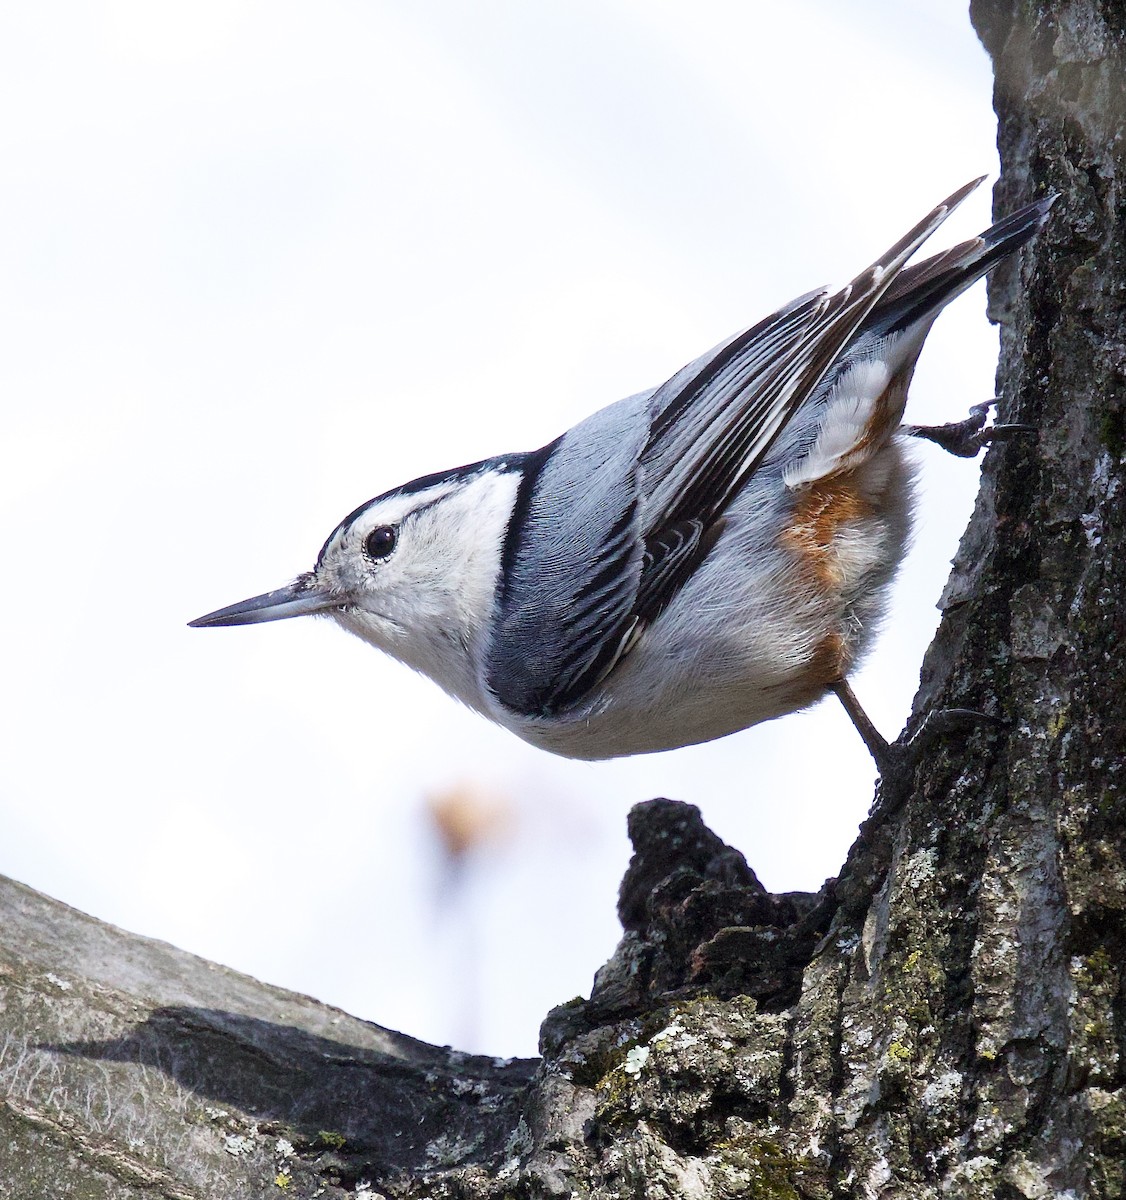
486, 180, 986, 717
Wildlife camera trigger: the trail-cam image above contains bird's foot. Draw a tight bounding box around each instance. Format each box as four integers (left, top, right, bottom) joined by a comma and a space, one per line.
831, 679, 1001, 818
869, 707, 1003, 815
903, 398, 1035, 458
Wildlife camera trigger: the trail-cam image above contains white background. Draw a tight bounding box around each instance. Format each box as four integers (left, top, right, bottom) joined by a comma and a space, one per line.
1, 1, 1000, 1057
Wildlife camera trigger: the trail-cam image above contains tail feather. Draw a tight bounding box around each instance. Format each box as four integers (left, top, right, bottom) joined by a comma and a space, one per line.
866, 192, 1058, 336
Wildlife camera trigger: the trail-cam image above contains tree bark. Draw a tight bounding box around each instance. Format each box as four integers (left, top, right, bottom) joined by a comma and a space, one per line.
4, 1, 1124, 1196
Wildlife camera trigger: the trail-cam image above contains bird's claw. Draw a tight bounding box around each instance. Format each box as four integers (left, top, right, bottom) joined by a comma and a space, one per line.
904, 398, 1036, 458
870, 707, 1003, 815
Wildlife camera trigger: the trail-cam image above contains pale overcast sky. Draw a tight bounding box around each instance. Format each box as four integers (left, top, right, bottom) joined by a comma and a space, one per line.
0, 1, 1000, 1056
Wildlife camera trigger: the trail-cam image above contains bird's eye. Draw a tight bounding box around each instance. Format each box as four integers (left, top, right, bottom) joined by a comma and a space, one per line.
363, 525, 398, 561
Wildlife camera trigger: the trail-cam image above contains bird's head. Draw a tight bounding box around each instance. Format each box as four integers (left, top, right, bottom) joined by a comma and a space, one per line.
190, 458, 525, 709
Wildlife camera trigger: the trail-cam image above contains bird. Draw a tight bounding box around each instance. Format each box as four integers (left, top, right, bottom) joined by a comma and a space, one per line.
190, 179, 1054, 780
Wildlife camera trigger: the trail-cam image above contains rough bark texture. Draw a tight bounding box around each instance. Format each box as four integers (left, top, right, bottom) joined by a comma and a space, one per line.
0, 874, 537, 1198
4, 1, 1125, 1196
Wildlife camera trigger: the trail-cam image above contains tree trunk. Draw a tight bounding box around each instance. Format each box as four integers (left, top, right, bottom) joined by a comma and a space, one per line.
4, 1, 1124, 1196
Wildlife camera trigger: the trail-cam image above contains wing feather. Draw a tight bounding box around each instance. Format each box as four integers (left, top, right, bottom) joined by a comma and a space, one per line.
486, 180, 986, 716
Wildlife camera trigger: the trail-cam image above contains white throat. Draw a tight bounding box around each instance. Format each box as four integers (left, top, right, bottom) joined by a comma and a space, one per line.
330, 470, 521, 713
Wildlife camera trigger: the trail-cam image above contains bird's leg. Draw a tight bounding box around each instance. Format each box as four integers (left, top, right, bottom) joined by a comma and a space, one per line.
831, 678, 920, 803
830, 678, 894, 771
830, 678, 1002, 808
903, 398, 1035, 458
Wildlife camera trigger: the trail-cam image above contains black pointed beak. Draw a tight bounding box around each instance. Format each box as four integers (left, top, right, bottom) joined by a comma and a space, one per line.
188, 578, 337, 628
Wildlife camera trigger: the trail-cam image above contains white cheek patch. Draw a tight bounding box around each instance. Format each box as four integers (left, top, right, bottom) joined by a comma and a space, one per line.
783, 359, 891, 488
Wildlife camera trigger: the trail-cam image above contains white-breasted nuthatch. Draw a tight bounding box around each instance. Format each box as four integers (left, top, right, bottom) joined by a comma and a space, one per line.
191, 180, 1054, 776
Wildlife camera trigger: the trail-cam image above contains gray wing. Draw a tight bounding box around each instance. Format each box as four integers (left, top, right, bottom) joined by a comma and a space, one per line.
485, 393, 650, 717
486, 180, 984, 718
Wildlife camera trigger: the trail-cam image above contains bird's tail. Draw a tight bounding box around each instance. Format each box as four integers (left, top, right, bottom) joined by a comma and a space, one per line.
866, 192, 1058, 336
